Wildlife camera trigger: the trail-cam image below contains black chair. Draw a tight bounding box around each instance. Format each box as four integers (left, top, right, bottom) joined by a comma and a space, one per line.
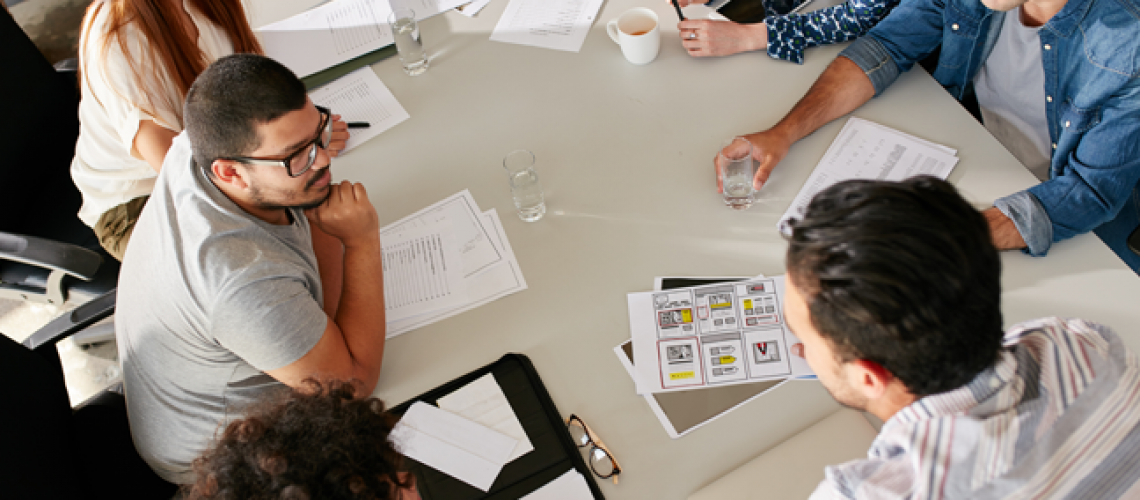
0, 289, 178, 499
1129, 226, 1140, 256
0, 4, 119, 309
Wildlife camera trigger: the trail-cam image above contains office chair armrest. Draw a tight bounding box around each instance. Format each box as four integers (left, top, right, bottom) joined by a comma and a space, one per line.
0, 232, 102, 281
22, 289, 116, 354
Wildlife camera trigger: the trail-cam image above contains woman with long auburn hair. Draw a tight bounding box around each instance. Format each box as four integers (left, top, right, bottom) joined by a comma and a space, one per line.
71, 0, 347, 260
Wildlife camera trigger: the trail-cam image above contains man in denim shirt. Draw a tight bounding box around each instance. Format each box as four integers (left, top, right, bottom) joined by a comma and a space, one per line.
718, 0, 1140, 272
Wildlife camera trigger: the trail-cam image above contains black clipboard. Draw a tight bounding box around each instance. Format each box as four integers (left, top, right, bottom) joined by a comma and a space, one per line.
389, 354, 606, 499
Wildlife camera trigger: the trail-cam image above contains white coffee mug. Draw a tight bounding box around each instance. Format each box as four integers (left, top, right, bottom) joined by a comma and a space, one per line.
606, 8, 660, 65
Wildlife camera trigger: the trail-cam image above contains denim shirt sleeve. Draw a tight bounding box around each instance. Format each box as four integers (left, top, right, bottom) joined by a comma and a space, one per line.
994, 191, 1053, 256
837, 0, 948, 95
1021, 97, 1140, 253
766, 0, 897, 64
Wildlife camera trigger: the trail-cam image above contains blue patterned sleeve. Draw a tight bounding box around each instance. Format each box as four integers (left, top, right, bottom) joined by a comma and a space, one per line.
765, 0, 898, 64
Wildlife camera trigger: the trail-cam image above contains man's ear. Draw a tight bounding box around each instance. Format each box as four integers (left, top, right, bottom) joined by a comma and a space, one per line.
211, 159, 249, 190
848, 359, 893, 401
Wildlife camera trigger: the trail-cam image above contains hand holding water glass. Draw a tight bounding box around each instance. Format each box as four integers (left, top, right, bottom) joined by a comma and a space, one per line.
503, 150, 546, 222
718, 137, 756, 210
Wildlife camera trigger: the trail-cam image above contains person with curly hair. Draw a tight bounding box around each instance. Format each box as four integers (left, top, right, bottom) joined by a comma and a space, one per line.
187, 379, 419, 500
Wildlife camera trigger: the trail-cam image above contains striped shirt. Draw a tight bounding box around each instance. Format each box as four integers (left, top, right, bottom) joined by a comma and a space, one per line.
810, 317, 1140, 499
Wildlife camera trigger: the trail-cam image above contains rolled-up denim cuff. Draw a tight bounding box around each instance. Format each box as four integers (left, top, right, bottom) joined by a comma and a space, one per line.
994, 191, 1053, 257
838, 37, 900, 97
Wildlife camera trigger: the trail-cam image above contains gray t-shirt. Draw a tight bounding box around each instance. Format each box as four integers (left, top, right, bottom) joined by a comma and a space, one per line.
973, 7, 1052, 181
116, 133, 327, 483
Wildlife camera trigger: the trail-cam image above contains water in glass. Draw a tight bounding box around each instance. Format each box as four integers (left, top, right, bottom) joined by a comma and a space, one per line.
510, 169, 546, 222
392, 16, 428, 76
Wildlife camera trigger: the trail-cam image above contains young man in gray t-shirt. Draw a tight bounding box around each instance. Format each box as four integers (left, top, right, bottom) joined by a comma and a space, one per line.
116, 54, 387, 484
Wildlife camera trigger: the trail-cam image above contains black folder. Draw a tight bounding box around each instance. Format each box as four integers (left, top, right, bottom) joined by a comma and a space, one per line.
390, 354, 606, 499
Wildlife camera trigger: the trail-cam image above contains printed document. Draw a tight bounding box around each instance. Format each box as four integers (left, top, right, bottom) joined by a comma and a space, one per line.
520, 469, 595, 500
380, 223, 467, 322
309, 68, 410, 153
387, 209, 528, 338
437, 373, 534, 461
391, 401, 518, 491
629, 276, 813, 394
490, 0, 604, 52
382, 190, 504, 278
778, 117, 959, 234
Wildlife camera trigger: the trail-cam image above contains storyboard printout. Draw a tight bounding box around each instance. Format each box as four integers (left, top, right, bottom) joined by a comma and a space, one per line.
629, 276, 813, 394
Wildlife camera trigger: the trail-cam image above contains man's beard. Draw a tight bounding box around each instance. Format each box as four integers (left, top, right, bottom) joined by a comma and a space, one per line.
248, 183, 331, 212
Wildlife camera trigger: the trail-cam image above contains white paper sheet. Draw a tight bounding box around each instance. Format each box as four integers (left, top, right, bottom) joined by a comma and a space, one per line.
520, 469, 595, 500
778, 117, 959, 235
629, 275, 813, 394
258, 0, 393, 78
387, 209, 529, 338
437, 373, 534, 461
489, 0, 604, 52
380, 223, 468, 321
309, 68, 410, 153
258, 0, 471, 77
382, 190, 503, 278
391, 401, 518, 491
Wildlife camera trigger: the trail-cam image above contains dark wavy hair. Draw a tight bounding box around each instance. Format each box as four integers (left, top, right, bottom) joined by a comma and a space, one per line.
786, 176, 1003, 396
185, 379, 410, 500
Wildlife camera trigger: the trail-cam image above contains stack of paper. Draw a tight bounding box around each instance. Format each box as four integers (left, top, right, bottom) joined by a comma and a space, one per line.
381, 190, 528, 337
778, 117, 959, 234
392, 401, 519, 491
392, 375, 545, 493
258, 0, 474, 78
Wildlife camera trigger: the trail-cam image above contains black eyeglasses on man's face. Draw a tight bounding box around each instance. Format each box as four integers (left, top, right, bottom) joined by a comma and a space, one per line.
223, 105, 332, 178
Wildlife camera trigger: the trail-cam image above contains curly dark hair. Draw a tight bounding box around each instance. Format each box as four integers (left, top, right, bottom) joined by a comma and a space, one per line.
786, 176, 1004, 397
185, 379, 410, 500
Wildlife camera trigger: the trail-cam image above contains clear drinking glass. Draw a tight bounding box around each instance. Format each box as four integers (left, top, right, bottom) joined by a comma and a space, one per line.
719, 137, 756, 210
388, 7, 429, 76
503, 150, 546, 222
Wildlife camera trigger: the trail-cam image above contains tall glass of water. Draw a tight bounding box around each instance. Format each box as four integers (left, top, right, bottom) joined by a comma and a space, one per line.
388, 7, 429, 76
719, 137, 756, 210
503, 150, 546, 222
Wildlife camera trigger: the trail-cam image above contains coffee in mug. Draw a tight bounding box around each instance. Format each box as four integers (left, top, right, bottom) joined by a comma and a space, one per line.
606, 8, 660, 65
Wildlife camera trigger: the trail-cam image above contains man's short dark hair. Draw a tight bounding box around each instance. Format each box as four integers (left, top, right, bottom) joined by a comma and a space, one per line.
786, 176, 1003, 396
184, 54, 308, 173
186, 379, 409, 500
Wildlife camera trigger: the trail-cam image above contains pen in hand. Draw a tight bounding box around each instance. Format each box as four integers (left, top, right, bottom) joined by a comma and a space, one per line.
347, 122, 371, 129
671, 0, 686, 20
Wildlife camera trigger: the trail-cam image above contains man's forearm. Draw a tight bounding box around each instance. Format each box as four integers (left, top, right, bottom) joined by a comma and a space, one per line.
334, 238, 387, 392
772, 56, 875, 144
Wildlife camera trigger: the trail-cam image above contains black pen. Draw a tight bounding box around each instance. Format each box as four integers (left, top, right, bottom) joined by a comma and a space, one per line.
671, 0, 686, 20
347, 122, 371, 129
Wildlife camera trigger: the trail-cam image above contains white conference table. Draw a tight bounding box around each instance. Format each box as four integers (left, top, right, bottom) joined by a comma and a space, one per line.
248, 1, 1140, 498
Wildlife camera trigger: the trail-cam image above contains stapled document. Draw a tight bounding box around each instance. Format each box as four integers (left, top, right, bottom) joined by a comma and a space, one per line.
391, 401, 518, 491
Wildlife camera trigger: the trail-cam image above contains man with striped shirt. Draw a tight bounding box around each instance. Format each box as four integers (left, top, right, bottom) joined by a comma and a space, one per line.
784, 177, 1140, 499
